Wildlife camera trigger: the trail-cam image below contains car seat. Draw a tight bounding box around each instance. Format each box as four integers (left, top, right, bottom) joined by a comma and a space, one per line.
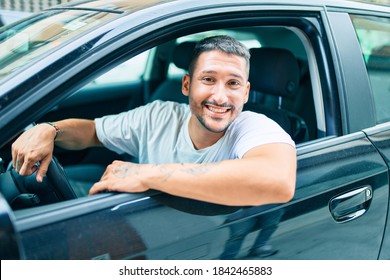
366, 45, 390, 122
148, 41, 196, 103
245, 47, 309, 143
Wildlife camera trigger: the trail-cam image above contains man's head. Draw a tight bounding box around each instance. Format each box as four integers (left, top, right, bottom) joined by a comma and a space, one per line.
182, 35, 251, 148
188, 35, 251, 78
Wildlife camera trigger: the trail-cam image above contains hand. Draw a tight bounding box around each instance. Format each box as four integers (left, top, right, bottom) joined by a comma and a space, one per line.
11, 124, 56, 182
89, 161, 150, 195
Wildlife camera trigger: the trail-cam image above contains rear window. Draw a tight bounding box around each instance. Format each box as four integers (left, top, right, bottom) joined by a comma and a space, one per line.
351, 14, 390, 123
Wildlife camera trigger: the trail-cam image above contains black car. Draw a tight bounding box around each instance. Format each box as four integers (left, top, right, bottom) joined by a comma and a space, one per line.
0, 0, 389, 260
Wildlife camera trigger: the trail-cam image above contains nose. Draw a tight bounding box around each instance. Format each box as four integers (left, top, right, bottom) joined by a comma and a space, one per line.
211, 82, 229, 105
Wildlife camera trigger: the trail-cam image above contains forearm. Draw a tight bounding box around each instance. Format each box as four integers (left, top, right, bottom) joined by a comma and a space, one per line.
53, 119, 102, 150
147, 144, 296, 206
146, 157, 295, 206
12, 118, 102, 180
90, 144, 296, 206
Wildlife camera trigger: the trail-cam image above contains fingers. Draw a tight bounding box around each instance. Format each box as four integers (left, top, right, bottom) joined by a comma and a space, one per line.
89, 181, 109, 195
11, 143, 17, 170
13, 154, 34, 176
87, 180, 127, 196
11, 124, 55, 181
17, 157, 28, 175
89, 163, 150, 196
36, 156, 51, 183
88, 164, 116, 195
12, 144, 52, 182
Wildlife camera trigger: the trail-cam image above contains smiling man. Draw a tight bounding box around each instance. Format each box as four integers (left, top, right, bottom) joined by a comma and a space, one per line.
184, 42, 250, 149
12, 35, 296, 206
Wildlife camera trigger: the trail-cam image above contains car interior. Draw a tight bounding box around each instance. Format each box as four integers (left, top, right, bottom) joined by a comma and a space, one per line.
0, 24, 322, 210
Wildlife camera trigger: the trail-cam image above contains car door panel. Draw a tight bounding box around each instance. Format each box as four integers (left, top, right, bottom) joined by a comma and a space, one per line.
0, 193, 23, 260
14, 194, 232, 260
219, 133, 388, 260
364, 124, 390, 259
12, 132, 388, 260
264, 133, 388, 259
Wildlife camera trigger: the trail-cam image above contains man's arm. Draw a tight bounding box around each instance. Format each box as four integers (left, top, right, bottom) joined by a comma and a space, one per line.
89, 143, 296, 206
53, 119, 101, 150
12, 119, 101, 182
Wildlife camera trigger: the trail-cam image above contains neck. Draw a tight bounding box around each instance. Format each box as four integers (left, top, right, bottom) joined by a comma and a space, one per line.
188, 115, 224, 150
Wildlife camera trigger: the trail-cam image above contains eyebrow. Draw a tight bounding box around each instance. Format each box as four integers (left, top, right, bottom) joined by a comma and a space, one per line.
201, 70, 245, 80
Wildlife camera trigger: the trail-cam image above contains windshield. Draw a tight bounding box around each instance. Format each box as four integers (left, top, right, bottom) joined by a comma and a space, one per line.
0, 0, 174, 85
0, 9, 120, 83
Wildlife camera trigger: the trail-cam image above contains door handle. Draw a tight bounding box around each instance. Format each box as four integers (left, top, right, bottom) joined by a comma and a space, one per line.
329, 186, 372, 223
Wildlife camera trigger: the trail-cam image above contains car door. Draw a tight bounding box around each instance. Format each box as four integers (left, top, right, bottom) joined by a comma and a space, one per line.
199, 3, 388, 260
350, 13, 390, 259
251, 8, 390, 259
366, 125, 390, 260
1, 0, 389, 260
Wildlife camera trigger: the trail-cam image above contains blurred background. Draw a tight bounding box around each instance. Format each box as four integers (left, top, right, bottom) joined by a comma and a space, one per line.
0, 0, 389, 26
0, 0, 389, 13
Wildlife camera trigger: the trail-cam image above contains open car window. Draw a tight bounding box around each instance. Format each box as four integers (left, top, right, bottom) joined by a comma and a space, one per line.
0, 22, 325, 213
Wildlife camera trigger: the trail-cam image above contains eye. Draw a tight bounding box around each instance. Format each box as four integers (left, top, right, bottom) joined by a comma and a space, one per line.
202, 77, 215, 84
228, 80, 241, 88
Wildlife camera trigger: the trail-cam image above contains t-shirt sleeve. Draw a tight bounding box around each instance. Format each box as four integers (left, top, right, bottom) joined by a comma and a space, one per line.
95, 101, 187, 157
95, 109, 142, 156
232, 112, 296, 158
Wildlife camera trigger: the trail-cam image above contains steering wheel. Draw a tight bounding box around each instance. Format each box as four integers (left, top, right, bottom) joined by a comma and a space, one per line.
45, 156, 77, 200
4, 156, 77, 209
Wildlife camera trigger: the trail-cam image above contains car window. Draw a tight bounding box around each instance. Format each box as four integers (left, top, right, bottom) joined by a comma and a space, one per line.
0, 21, 324, 212
351, 15, 390, 123
85, 51, 150, 87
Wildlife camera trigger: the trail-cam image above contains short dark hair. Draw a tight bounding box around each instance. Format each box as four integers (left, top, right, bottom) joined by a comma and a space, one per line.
188, 35, 250, 77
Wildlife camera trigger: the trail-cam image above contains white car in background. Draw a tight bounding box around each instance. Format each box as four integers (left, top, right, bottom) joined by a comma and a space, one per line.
0, 9, 31, 26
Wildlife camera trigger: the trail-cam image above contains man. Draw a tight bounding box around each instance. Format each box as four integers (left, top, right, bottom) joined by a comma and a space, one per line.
11, 35, 296, 207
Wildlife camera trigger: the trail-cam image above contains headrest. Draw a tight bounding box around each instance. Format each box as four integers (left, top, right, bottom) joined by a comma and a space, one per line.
172, 41, 196, 70
249, 48, 300, 98
367, 45, 390, 71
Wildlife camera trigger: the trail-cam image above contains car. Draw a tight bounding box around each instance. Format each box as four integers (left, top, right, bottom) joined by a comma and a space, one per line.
0, 0, 389, 260
0, 9, 31, 27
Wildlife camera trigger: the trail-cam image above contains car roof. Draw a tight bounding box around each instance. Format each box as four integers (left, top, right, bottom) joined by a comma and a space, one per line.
55, 0, 390, 14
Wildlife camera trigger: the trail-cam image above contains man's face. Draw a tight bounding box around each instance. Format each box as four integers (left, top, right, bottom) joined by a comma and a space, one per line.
182, 50, 250, 135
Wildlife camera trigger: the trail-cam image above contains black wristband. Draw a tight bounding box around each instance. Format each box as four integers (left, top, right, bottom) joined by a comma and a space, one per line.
45, 122, 61, 140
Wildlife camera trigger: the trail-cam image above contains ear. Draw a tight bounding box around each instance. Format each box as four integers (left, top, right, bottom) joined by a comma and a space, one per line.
244, 81, 250, 104
182, 74, 190, 96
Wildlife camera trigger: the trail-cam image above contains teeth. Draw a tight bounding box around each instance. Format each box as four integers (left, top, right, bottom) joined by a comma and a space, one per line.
207, 106, 228, 113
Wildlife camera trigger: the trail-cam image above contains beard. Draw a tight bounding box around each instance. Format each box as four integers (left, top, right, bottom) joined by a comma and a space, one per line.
191, 100, 243, 133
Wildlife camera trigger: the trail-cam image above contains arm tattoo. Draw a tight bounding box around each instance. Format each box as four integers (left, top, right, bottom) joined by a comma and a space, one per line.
111, 162, 220, 182
181, 162, 220, 176
152, 164, 174, 182
112, 164, 141, 178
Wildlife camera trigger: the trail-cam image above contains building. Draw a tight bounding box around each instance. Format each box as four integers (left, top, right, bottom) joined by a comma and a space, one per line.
0, 0, 74, 13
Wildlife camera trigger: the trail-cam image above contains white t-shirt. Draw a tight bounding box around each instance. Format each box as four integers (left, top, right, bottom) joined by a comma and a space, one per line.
95, 101, 295, 164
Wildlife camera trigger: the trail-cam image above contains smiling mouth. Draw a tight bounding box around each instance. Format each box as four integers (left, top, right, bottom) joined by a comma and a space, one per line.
207, 105, 230, 113
203, 102, 233, 114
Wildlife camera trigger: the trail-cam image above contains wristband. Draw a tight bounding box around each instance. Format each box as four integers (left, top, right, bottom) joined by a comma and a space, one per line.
45, 122, 61, 140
